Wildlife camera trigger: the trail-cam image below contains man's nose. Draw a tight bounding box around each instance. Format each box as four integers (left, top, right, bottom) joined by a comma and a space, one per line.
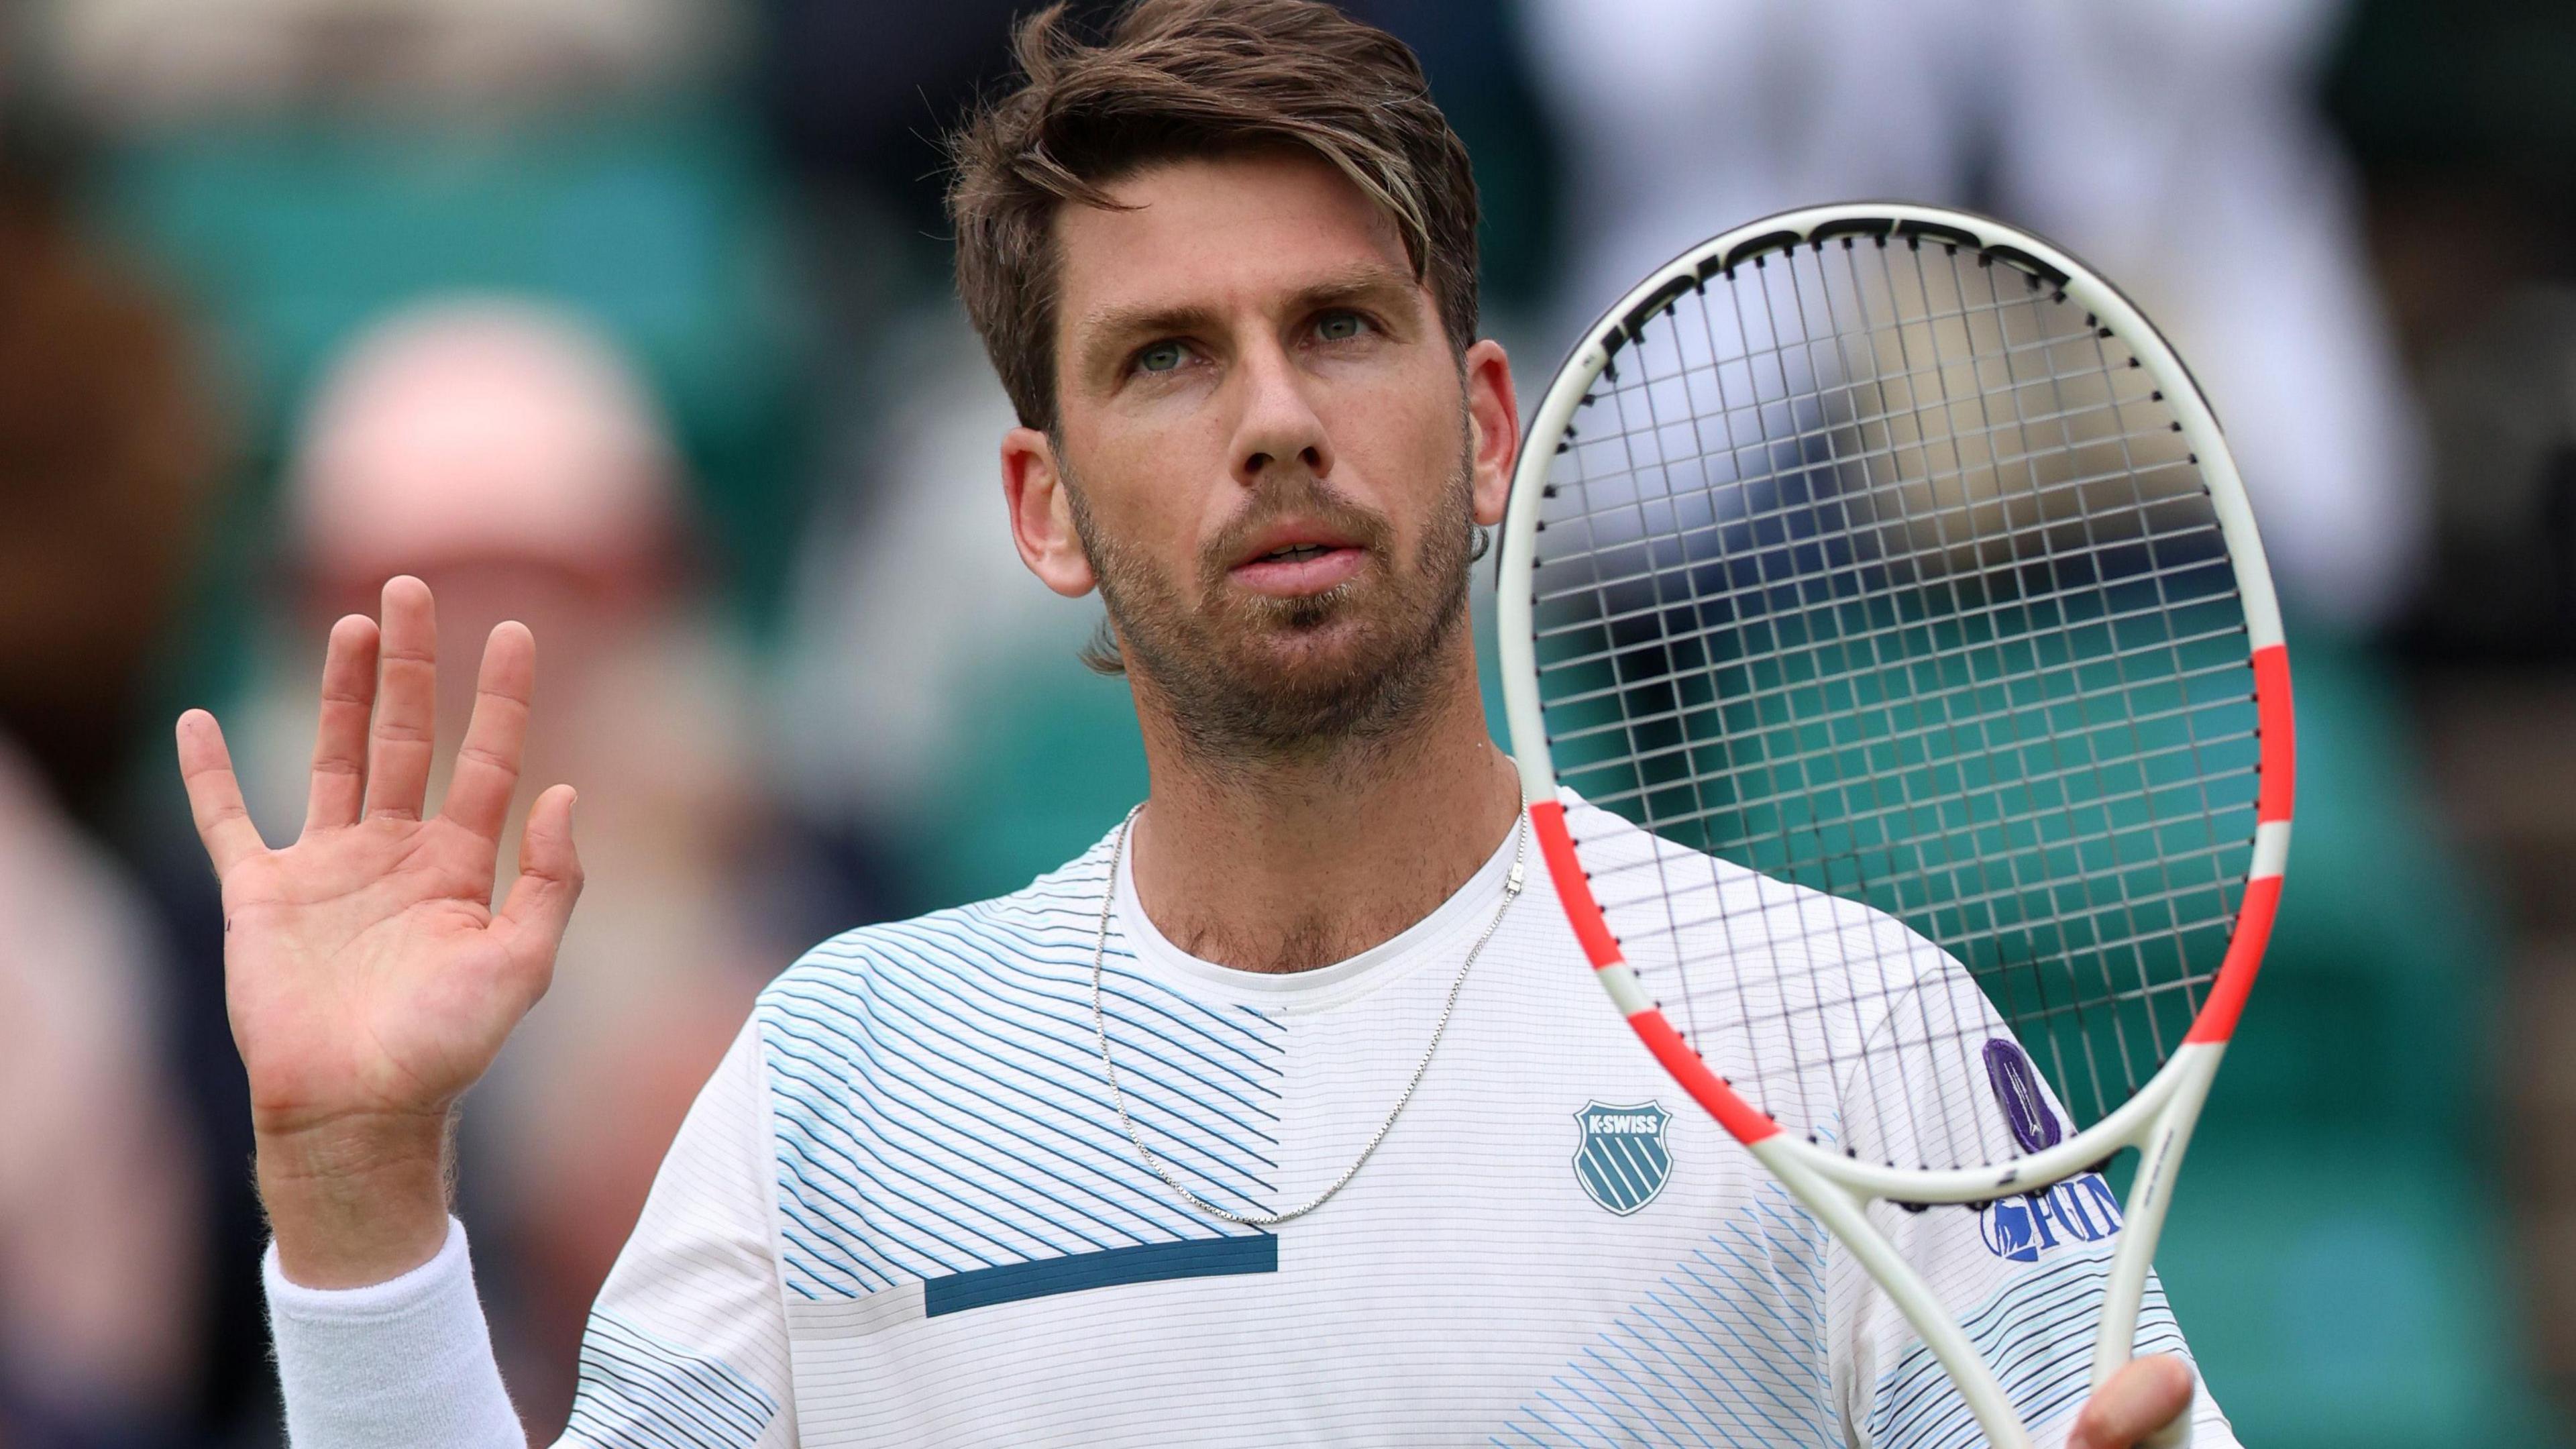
1230, 338, 1334, 488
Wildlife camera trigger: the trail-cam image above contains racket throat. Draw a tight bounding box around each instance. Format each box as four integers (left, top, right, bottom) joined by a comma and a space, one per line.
1755, 1138, 2037, 1449
2090, 1041, 2225, 1403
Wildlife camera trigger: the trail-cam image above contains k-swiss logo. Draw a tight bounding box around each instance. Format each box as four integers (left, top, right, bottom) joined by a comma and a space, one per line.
1976, 1037, 2123, 1260
1572, 1101, 1672, 1216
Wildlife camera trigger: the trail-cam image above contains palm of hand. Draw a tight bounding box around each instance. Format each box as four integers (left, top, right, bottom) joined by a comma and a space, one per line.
180, 577, 582, 1140
224, 818, 539, 1134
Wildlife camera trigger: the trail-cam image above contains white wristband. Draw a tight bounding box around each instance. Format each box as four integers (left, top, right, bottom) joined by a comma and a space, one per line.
264, 1217, 528, 1449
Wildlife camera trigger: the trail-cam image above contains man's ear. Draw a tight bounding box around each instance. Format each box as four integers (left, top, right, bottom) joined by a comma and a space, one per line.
1462, 337, 1519, 528
1002, 427, 1099, 598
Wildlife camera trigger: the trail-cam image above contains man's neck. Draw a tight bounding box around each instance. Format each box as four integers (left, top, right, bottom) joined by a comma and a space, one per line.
1124, 645, 1523, 975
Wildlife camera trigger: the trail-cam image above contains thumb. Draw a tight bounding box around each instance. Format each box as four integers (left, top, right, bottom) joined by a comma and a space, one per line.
494, 784, 584, 975
2070, 1355, 2193, 1449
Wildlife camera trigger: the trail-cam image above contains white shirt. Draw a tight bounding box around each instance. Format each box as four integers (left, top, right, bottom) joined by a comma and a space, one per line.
268, 797, 2238, 1447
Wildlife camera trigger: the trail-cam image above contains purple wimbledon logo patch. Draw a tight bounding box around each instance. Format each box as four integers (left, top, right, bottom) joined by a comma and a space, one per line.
1982, 1038, 2061, 1154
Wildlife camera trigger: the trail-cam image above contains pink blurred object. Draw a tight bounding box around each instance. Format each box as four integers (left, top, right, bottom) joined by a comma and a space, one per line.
289, 297, 680, 586
0, 736, 200, 1429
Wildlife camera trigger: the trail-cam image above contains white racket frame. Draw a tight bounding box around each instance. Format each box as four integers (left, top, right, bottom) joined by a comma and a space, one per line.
1495, 203, 2294, 1449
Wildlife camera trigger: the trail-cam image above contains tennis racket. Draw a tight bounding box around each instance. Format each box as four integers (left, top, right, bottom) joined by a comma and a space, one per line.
1495, 203, 2290, 1449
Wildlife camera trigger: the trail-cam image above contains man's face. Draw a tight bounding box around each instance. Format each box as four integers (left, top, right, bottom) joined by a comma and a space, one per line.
1006, 150, 1515, 759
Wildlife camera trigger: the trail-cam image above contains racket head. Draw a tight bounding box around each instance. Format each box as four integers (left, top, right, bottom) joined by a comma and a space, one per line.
1496, 203, 2292, 1196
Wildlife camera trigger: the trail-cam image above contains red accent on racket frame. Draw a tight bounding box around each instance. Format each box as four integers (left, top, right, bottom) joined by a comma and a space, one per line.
1631, 1010, 1783, 1144
1530, 801, 1622, 969
1529, 800, 1784, 1146
2186, 873, 2280, 1045
2253, 643, 2295, 824
2185, 642, 2295, 1045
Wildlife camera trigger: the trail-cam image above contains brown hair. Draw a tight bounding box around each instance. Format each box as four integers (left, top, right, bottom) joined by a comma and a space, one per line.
946, 0, 1481, 433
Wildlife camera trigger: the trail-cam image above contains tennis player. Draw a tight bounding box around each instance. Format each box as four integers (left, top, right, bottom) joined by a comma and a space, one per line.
176, 2, 2237, 1444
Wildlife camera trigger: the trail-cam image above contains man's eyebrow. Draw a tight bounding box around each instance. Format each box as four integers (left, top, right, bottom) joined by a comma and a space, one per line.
1282, 263, 1421, 315
1075, 301, 1224, 360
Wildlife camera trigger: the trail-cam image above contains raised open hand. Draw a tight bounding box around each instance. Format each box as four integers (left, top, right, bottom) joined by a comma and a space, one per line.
176, 576, 582, 1284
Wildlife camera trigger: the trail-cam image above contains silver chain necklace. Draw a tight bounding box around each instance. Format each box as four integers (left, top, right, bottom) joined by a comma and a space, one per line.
1089, 802, 1528, 1228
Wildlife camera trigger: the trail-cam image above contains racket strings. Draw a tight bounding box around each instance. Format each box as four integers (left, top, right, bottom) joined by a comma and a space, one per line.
1531, 446, 2220, 614
1540, 603, 2253, 755
1532, 234, 2259, 1169
1531, 437, 2222, 592
1568, 759, 2233, 1163
1601, 847, 2247, 973
1540, 299, 2210, 541
1574, 718, 2259, 924
1546, 360, 2188, 525
1813, 235, 2220, 1148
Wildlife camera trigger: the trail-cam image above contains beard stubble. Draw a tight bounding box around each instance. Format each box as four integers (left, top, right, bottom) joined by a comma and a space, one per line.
1065, 433, 1479, 769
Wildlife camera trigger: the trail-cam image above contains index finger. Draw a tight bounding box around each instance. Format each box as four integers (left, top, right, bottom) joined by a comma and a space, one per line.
176, 709, 267, 876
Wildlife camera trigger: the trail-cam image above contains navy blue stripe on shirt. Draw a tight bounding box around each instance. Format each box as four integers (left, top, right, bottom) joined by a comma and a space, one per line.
924, 1234, 1279, 1317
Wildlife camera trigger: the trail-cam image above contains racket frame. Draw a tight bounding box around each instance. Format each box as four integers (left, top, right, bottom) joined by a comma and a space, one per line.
1497, 202, 2292, 1449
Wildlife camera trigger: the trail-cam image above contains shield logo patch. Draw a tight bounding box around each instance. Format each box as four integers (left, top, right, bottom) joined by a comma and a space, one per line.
1572, 1101, 1673, 1216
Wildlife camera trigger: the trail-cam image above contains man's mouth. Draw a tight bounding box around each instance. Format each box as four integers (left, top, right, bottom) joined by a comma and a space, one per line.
1227, 529, 1368, 598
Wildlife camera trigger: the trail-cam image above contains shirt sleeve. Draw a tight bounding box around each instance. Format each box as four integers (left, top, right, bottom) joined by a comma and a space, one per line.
1825, 961, 2242, 1449
558, 1014, 797, 1449
265, 1017, 794, 1449
266, 1218, 527, 1449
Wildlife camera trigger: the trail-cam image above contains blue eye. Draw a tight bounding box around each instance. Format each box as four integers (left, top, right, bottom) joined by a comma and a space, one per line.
1136, 341, 1187, 374
1317, 311, 1367, 341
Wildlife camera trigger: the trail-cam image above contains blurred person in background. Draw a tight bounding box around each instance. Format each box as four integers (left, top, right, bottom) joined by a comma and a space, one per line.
0, 158, 215, 1447
767, 0, 1188, 918
2327, 0, 2576, 1421
23, 0, 811, 1434
1520, 0, 2426, 635
229, 298, 795, 1441
37, 0, 738, 125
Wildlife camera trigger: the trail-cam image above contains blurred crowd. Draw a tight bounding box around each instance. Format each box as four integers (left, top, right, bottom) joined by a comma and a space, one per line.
0, 1, 2569, 1446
